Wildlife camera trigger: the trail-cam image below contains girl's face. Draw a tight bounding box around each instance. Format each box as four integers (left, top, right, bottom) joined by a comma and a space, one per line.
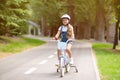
62, 18, 69, 25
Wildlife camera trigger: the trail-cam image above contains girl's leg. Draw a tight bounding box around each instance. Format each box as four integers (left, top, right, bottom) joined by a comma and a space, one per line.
66, 44, 72, 58
57, 49, 61, 60
66, 44, 74, 64
56, 49, 61, 66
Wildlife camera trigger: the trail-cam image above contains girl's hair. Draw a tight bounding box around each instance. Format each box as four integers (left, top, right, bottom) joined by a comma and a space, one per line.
67, 24, 73, 39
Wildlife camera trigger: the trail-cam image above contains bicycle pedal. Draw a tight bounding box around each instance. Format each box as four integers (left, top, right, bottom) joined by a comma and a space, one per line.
70, 64, 76, 67
55, 64, 59, 67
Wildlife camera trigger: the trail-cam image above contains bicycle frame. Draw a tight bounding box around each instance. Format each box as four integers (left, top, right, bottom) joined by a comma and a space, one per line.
57, 41, 70, 77
56, 40, 78, 77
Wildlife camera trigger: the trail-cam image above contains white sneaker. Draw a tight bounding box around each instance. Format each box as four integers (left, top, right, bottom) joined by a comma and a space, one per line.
69, 58, 74, 65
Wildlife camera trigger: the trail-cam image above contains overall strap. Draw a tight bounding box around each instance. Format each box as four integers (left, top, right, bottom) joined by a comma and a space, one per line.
60, 26, 63, 33
60, 26, 68, 42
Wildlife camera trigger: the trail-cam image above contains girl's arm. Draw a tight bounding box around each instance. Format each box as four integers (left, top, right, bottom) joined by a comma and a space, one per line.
53, 30, 61, 40
72, 29, 75, 39
71, 26, 75, 39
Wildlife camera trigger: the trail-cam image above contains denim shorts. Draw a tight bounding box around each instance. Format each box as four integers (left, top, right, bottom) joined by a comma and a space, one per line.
57, 41, 67, 50
57, 40, 73, 50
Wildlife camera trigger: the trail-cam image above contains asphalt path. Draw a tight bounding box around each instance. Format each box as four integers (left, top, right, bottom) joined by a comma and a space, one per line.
0, 35, 100, 80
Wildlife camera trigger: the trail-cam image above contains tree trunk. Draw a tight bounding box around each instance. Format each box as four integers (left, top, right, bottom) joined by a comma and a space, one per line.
105, 6, 114, 43
95, 0, 105, 41
76, 22, 84, 39
119, 27, 120, 40
41, 17, 46, 36
106, 24, 116, 43
113, 19, 119, 49
76, 21, 91, 39
83, 21, 91, 39
74, 25, 78, 39
67, 0, 75, 26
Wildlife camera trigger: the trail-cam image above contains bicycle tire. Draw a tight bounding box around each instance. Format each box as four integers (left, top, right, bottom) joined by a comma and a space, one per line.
60, 58, 65, 77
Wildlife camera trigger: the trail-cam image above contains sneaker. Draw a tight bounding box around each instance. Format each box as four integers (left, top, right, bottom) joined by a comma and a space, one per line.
69, 58, 74, 65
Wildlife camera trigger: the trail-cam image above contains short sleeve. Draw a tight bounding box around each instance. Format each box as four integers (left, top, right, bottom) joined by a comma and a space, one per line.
58, 26, 62, 31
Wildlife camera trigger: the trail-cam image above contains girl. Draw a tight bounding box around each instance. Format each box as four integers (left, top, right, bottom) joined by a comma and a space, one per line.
53, 14, 75, 65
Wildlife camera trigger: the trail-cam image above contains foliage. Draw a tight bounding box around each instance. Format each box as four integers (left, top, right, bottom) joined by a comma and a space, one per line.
0, 0, 30, 36
74, 0, 96, 25
113, 0, 120, 19
30, 0, 67, 27
0, 0, 119, 39
30, 0, 96, 26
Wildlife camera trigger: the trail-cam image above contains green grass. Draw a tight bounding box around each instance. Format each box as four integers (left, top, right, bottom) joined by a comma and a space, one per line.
0, 36, 46, 53
92, 43, 120, 80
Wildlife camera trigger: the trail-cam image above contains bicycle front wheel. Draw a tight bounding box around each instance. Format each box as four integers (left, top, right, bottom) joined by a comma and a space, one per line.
60, 58, 65, 77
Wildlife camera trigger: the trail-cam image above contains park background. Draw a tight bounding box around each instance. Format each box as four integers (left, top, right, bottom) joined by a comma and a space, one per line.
0, 0, 120, 80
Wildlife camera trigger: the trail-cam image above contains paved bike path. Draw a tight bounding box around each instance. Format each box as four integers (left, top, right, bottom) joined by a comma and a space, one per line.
0, 35, 100, 80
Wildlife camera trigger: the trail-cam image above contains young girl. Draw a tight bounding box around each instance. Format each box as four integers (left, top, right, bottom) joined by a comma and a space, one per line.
53, 14, 75, 64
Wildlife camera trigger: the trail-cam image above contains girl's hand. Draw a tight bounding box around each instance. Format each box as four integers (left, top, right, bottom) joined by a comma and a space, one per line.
52, 37, 58, 40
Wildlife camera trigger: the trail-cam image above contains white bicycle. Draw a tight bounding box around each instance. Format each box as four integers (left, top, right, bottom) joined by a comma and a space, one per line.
56, 40, 78, 77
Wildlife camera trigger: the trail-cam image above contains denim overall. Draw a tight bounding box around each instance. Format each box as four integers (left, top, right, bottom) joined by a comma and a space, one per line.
60, 26, 68, 42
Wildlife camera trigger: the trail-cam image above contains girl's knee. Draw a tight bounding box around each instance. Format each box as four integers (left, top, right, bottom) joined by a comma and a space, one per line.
66, 48, 70, 52
57, 49, 60, 52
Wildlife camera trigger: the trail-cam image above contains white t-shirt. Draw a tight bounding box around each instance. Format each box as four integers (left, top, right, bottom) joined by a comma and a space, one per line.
58, 26, 68, 32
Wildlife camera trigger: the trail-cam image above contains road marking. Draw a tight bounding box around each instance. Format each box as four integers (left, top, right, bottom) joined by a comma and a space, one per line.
38, 60, 48, 64
48, 55, 54, 58
24, 67, 37, 74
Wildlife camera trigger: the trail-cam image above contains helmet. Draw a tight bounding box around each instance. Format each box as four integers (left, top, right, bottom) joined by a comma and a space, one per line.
61, 14, 71, 20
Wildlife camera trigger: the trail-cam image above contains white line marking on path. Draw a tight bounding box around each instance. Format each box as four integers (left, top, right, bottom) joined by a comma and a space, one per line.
48, 55, 54, 58
38, 60, 48, 64
24, 67, 37, 74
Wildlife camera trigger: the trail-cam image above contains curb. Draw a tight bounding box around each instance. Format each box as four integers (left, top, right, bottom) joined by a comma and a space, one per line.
90, 47, 101, 80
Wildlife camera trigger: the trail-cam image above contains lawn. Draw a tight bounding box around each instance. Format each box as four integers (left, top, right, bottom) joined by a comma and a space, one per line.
0, 36, 45, 58
92, 43, 120, 80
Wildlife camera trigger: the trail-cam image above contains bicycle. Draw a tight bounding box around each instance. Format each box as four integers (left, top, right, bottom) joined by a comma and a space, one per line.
56, 40, 78, 77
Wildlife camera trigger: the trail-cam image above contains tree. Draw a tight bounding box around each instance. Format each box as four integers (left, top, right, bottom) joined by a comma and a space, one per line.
67, 0, 75, 25
94, 0, 105, 41
30, 0, 67, 36
29, 0, 119, 43
74, 0, 95, 39
0, 0, 29, 36
112, 0, 120, 49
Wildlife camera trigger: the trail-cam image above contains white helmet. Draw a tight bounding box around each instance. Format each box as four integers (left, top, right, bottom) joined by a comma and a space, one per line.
61, 14, 71, 20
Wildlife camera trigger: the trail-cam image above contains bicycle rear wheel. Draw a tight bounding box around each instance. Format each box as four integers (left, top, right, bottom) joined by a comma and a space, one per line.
65, 64, 70, 73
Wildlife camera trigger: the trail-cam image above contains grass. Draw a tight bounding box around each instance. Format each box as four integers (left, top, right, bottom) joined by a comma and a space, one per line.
0, 36, 45, 54
92, 43, 120, 80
